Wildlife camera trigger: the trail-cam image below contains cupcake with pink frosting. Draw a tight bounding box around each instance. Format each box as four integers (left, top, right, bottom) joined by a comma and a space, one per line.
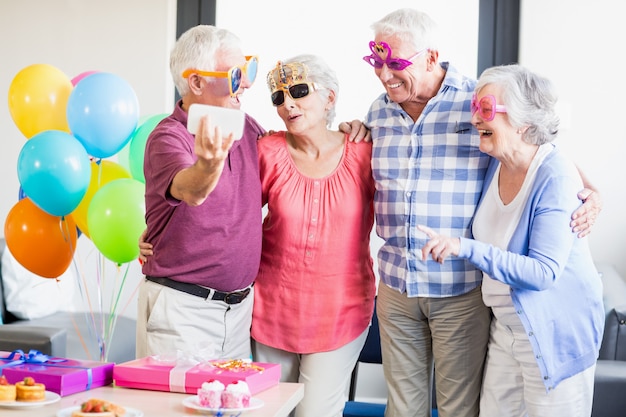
197, 379, 225, 408
221, 380, 251, 408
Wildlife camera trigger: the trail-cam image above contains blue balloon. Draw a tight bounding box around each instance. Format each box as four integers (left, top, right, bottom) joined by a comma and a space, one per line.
17, 130, 91, 216
18, 185, 26, 201
66, 72, 140, 158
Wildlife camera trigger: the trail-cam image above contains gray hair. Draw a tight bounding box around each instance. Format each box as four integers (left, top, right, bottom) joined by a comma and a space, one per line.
371, 8, 439, 52
170, 25, 242, 97
273, 54, 339, 127
476, 65, 559, 145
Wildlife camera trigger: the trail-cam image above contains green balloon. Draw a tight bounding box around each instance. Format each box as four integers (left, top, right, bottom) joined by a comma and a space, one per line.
128, 113, 168, 183
87, 178, 146, 264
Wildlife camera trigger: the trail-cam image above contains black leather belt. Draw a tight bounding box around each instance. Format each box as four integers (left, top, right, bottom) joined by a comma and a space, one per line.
146, 276, 252, 305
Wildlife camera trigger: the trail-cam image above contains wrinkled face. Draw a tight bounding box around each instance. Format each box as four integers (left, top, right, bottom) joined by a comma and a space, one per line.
267, 61, 330, 134
192, 48, 253, 110
275, 83, 328, 135
471, 85, 513, 157
371, 35, 429, 104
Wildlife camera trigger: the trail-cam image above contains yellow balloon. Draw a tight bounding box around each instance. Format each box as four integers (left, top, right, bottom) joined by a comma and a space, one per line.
8, 64, 73, 138
71, 160, 131, 238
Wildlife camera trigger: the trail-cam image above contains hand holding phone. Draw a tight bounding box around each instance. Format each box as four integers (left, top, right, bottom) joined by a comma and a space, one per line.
187, 104, 245, 140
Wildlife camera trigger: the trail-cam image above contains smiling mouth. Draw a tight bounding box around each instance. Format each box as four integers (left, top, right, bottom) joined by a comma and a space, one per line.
387, 81, 403, 89
478, 129, 493, 137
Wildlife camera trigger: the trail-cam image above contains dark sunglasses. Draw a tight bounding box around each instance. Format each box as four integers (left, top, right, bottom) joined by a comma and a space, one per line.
270, 82, 319, 106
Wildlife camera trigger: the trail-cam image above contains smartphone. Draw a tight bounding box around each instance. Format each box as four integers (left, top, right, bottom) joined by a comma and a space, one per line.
186, 103, 245, 140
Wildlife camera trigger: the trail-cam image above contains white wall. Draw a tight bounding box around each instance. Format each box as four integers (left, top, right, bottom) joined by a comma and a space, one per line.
216, 1, 479, 132
518, 0, 626, 275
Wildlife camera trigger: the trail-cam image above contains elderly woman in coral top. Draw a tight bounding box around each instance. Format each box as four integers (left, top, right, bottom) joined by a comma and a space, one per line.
251, 55, 376, 417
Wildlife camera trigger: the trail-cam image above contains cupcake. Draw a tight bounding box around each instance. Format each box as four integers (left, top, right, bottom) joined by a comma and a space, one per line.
221, 380, 251, 409
197, 379, 225, 408
0, 375, 16, 402
15, 376, 45, 402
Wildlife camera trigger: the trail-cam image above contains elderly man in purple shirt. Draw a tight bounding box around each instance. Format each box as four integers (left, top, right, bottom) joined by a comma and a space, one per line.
137, 25, 264, 359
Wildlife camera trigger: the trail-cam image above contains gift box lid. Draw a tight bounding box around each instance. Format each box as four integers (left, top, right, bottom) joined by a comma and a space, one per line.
113, 356, 280, 395
0, 351, 114, 396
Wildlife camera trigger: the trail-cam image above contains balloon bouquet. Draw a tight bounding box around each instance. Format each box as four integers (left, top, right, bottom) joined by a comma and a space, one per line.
5, 63, 163, 361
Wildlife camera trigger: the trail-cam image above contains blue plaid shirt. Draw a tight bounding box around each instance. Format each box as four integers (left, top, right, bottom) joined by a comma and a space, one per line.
367, 63, 490, 298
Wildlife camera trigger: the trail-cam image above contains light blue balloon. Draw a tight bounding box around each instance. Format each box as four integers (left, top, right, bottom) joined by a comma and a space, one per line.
17, 130, 91, 216
66, 72, 140, 158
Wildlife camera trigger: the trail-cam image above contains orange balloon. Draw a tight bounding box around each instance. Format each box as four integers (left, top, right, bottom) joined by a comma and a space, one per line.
8, 64, 73, 138
4, 198, 78, 278
71, 160, 131, 238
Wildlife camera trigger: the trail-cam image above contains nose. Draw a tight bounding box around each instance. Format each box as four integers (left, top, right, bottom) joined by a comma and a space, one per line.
283, 92, 296, 108
470, 110, 481, 125
376, 65, 393, 82
240, 73, 253, 89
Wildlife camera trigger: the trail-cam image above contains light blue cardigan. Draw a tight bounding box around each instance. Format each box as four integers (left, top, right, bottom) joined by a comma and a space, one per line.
458, 144, 604, 391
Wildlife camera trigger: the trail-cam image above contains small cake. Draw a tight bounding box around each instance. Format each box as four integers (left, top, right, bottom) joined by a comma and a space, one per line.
197, 379, 225, 408
0, 375, 17, 402
71, 398, 126, 417
15, 376, 45, 402
221, 380, 251, 409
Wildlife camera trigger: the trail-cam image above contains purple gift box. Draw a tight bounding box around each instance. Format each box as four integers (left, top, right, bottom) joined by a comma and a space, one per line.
0, 350, 114, 397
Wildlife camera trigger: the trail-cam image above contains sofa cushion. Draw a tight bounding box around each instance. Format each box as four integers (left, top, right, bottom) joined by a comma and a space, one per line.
592, 360, 626, 417
0, 325, 67, 357
599, 305, 626, 361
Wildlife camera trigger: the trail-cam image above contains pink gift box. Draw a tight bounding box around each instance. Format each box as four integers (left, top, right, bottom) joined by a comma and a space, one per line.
0, 351, 114, 397
113, 356, 281, 395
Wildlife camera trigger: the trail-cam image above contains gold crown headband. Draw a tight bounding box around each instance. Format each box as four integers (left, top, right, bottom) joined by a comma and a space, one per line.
267, 61, 310, 92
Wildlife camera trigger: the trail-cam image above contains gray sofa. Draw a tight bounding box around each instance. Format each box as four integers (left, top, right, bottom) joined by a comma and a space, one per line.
592, 264, 626, 417
0, 239, 136, 364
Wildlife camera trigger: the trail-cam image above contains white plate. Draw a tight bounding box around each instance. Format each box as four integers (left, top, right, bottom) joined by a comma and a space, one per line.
182, 395, 264, 414
56, 405, 143, 417
0, 390, 60, 408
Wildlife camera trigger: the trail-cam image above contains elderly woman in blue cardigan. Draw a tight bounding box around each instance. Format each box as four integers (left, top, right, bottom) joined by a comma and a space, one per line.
419, 64, 604, 417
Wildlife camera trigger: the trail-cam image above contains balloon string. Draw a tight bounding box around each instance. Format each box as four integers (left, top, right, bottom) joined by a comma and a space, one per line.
71, 246, 96, 361
61, 216, 101, 361
120, 275, 141, 318
109, 263, 128, 324
71, 237, 137, 362
96, 158, 103, 186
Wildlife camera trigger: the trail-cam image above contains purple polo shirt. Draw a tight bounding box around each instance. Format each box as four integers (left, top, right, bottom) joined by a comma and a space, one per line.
142, 101, 264, 292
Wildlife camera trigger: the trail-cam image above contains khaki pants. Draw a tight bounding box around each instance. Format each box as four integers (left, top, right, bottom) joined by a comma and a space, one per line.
377, 283, 490, 417
136, 278, 253, 359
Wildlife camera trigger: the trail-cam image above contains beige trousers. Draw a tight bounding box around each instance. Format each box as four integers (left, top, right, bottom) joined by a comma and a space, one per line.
479, 307, 595, 417
253, 327, 368, 417
136, 278, 253, 359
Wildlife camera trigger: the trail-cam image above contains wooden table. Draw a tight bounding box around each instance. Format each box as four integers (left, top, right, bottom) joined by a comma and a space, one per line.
1, 382, 304, 416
